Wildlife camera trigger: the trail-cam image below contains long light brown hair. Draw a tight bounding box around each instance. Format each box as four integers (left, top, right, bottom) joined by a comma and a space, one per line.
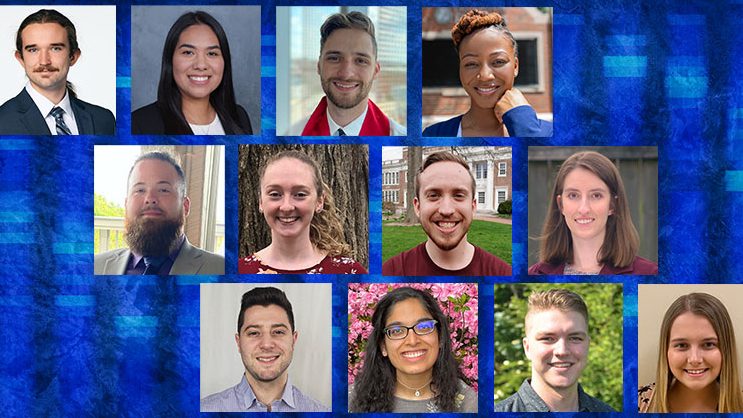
259, 150, 352, 258
649, 293, 743, 412
538, 151, 639, 268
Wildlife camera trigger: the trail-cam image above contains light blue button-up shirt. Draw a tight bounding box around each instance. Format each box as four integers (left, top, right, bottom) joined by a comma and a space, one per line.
201, 375, 329, 412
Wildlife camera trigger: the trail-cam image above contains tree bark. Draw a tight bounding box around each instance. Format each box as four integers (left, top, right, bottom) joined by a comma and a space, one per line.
238, 144, 369, 268
404, 147, 422, 224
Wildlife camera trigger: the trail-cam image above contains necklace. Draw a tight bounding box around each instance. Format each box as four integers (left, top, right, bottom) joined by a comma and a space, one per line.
397, 378, 432, 397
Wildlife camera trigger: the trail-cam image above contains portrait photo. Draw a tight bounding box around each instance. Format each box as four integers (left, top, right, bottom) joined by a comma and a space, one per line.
382, 146, 512, 276
275, 6, 407, 136
130, 6, 260, 135
348, 282, 478, 413
528, 146, 658, 275
422, 7, 552, 137
493, 283, 622, 412
237, 144, 368, 274
200, 283, 332, 412
638, 285, 743, 413
93, 145, 225, 275
0, 6, 116, 135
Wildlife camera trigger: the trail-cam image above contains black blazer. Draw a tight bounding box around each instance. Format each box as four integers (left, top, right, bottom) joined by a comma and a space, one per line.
131, 102, 253, 135
0, 89, 115, 135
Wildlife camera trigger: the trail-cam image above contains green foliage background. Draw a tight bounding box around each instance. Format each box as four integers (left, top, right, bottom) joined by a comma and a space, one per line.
493, 283, 623, 411
93, 193, 125, 254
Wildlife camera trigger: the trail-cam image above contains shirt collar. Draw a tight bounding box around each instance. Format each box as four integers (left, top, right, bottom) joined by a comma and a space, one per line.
239, 374, 296, 409
25, 82, 73, 118
520, 379, 592, 412
326, 101, 368, 136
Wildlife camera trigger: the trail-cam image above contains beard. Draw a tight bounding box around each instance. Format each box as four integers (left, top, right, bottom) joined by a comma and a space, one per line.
125, 213, 184, 257
321, 77, 372, 110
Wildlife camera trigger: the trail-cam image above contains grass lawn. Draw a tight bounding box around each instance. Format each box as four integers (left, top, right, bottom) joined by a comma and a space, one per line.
382, 220, 512, 264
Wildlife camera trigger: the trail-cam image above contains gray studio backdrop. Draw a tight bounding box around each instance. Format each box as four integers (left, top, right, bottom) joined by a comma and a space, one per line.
131, 6, 261, 133
200, 283, 332, 407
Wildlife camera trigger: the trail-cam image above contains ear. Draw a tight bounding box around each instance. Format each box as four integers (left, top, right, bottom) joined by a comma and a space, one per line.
316, 194, 325, 213
292, 330, 298, 348
182, 196, 191, 217
413, 196, 421, 218
522, 336, 530, 359
609, 196, 616, 216
14, 50, 23, 67
235, 333, 240, 351
316, 58, 321, 76
373, 61, 381, 80
69, 49, 81, 66
556, 195, 563, 213
381, 341, 388, 357
514, 56, 519, 78
471, 196, 477, 212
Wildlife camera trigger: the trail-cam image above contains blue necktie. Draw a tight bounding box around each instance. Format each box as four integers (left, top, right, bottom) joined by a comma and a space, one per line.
336, 128, 346, 136
143, 256, 167, 275
49, 107, 72, 135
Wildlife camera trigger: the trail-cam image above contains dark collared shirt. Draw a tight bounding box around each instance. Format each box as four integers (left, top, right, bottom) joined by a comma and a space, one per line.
200, 375, 329, 412
495, 379, 616, 412
125, 234, 185, 275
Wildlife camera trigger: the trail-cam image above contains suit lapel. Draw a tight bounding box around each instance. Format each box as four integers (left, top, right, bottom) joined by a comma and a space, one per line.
17, 89, 52, 135
71, 97, 94, 134
105, 248, 131, 274
170, 239, 203, 275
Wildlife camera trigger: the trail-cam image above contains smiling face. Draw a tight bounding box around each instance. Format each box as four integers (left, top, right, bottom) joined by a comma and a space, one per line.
259, 157, 323, 242
235, 304, 297, 384
15, 22, 79, 98
524, 309, 589, 393
318, 28, 380, 111
558, 167, 614, 246
172, 24, 224, 102
125, 159, 189, 228
458, 27, 518, 110
667, 312, 722, 392
381, 298, 440, 381
414, 161, 476, 252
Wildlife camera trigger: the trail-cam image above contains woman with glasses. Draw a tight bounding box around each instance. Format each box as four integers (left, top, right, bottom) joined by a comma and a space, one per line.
349, 287, 477, 412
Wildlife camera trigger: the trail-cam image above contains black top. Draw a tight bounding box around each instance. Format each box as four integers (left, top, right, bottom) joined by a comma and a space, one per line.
131, 102, 252, 135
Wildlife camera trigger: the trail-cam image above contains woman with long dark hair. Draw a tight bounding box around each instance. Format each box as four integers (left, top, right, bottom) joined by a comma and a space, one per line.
132, 11, 252, 135
349, 287, 476, 412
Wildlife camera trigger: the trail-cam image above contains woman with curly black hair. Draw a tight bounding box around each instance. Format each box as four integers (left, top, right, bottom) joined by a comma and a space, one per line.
349, 287, 477, 412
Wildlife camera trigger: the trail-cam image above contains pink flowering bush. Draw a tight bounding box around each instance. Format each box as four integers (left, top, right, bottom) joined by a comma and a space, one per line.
348, 283, 478, 391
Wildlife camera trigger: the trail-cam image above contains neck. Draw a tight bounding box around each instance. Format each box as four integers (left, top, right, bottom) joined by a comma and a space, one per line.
530, 376, 579, 412
181, 96, 215, 125
32, 83, 66, 105
570, 234, 605, 272
395, 370, 434, 400
669, 380, 719, 413
462, 105, 504, 136
261, 233, 326, 269
327, 98, 367, 127
245, 372, 288, 407
425, 238, 475, 271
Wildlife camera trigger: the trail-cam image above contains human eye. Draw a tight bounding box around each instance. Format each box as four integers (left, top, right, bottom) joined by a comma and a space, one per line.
294, 191, 309, 199
246, 330, 260, 337
325, 54, 340, 63
591, 192, 604, 200
181, 49, 194, 56
272, 329, 287, 336
566, 191, 580, 200
673, 342, 688, 350
414, 320, 436, 334
426, 192, 440, 200
385, 325, 405, 339
266, 190, 281, 199
538, 336, 556, 343
703, 341, 718, 349
569, 335, 585, 342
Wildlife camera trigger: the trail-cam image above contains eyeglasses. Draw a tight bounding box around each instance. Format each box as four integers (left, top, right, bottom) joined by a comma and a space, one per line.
383, 319, 438, 340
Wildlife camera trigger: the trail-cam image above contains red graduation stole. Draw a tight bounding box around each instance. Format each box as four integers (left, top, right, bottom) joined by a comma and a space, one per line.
301, 96, 391, 136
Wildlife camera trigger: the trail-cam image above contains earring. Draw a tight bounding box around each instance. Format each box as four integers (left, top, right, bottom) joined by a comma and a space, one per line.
381, 349, 387, 357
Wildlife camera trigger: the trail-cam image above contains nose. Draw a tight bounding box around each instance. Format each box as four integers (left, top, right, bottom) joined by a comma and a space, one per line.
404, 328, 420, 344
577, 196, 591, 214
40, 48, 51, 65
437, 196, 455, 216
553, 338, 569, 356
193, 51, 208, 70
336, 57, 354, 79
478, 63, 495, 81
279, 196, 294, 212
688, 347, 703, 364
258, 333, 276, 349
144, 189, 157, 205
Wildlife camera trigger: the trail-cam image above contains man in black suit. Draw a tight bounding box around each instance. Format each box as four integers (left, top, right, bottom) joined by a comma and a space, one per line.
0, 9, 115, 135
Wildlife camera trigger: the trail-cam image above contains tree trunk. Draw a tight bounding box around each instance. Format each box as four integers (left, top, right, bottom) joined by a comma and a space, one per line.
238, 144, 369, 268
404, 147, 422, 224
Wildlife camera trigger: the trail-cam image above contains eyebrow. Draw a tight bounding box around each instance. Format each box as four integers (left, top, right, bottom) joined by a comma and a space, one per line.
323, 50, 372, 59
178, 43, 221, 50
670, 337, 718, 343
24, 43, 67, 50
385, 317, 433, 327
461, 50, 509, 59
130, 180, 174, 188
563, 187, 608, 192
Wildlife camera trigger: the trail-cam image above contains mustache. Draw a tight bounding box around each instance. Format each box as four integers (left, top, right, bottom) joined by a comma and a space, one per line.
33, 65, 59, 73
138, 205, 164, 216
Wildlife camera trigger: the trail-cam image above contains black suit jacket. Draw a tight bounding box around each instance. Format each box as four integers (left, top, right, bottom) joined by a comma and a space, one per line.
0, 89, 115, 135
131, 102, 253, 135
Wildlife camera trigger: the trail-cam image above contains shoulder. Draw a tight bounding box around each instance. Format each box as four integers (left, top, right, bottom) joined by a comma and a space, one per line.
472, 246, 512, 275
291, 385, 330, 412
494, 391, 523, 412
455, 380, 478, 413
389, 118, 407, 136
422, 115, 462, 137
528, 261, 564, 275
200, 384, 241, 412
234, 105, 253, 134
286, 115, 311, 136
0, 91, 26, 113
631, 256, 658, 275
579, 386, 616, 412
239, 254, 279, 274
638, 382, 655, 413
325, 256, 368, 274
94, 247, 128, 261
179, 242, 225, 274
131, 102, 165, 134
382, 243, 425, 276
73, 96, 113, 117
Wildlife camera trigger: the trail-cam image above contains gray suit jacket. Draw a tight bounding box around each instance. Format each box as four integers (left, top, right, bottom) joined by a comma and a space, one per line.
94, 239, 224, 275
0, 88, 115, 135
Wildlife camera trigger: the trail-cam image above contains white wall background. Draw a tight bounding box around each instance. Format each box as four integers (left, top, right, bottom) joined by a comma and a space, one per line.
200, 283, 332, 407
0, 6, 116, 116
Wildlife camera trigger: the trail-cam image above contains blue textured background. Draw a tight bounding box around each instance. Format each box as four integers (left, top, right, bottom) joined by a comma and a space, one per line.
0, 0, 742, 416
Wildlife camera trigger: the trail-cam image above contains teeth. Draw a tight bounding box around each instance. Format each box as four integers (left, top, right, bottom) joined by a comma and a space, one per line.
257, 355, 279, 362
686, 369, 706, 375
575, 218, 593, 224
334, 81, 358, 88
279, 217, 298, 223
551, 362, 572, 368
189, 76, 209, 81
401, 350, 425, 359
437, 222, 456, 228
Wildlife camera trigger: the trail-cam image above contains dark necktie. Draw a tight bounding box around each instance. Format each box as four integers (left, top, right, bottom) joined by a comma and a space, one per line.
336, 128, 346, 136
49, 107, 72, 135
143, 256, 167, 275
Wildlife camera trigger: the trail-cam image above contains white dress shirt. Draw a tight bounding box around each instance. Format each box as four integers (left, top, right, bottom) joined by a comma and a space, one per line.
25, 83, 79, 135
